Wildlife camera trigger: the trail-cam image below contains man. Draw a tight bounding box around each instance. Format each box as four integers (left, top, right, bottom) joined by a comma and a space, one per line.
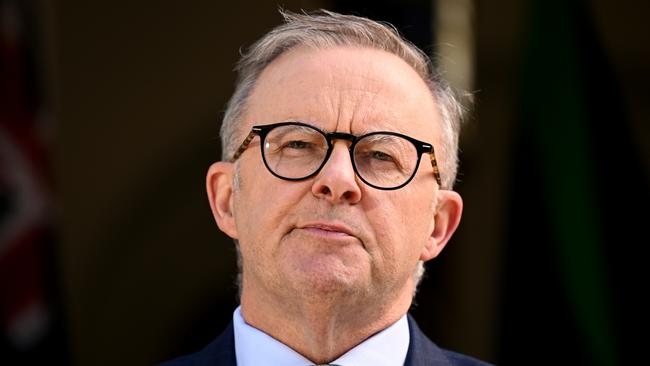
162, 9, 492, 366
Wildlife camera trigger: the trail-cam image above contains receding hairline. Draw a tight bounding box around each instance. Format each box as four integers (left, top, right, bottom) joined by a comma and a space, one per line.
235, 9, 433, 77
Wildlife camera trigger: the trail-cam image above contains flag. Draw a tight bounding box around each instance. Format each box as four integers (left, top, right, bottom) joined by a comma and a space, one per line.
0, 0, 68, 363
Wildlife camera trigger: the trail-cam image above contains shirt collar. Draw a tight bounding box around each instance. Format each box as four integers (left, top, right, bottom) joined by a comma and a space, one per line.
233, 306, 410, 366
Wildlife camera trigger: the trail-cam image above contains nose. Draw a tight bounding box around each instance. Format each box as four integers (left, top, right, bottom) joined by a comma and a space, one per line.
311, 141, 362, 204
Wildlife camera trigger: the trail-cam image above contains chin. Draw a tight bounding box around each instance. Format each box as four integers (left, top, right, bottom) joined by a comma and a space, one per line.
277, 239, 371, 296
289, 261, 368, 299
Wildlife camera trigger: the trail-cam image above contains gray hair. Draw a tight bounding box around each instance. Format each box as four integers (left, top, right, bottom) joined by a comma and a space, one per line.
222, 9, 467, 297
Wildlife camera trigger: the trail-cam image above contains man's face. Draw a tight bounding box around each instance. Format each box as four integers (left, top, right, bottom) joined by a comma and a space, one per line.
210, 46, 461, 309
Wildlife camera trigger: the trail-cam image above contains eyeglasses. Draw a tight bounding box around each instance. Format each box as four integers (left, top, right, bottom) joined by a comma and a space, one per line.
231, 122, 442, 190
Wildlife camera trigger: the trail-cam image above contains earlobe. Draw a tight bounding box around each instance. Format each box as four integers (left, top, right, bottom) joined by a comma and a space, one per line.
420, 190, 463, 261
206, 162, 239, 239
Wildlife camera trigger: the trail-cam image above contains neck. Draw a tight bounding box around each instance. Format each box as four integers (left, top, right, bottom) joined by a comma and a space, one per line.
240, 280, 414, 364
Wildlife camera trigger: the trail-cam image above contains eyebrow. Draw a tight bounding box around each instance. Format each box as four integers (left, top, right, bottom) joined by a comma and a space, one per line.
272, 124, 320, 138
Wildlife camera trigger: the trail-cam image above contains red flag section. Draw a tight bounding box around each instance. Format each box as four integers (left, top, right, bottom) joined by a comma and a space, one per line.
1, 1, 65, 362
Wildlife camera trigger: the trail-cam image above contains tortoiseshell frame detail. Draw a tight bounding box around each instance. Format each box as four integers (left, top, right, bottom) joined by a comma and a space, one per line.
230, 123, 443, 189
428, 149, 442, 188
231, 130, 257, 162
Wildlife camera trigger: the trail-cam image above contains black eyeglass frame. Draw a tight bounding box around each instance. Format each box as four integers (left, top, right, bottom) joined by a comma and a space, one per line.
230, 121, 442, 190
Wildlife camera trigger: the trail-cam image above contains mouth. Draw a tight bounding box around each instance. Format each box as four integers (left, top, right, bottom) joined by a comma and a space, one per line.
296, 222, 357, 239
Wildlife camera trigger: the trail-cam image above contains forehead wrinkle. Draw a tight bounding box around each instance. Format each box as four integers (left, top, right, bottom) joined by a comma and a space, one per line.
347, 68, 371, 133
332, 66, 421, 137
350, 77, 390, 135
334, 82, 344, 133
316, 58, 383, 133
332, 87, 387, 135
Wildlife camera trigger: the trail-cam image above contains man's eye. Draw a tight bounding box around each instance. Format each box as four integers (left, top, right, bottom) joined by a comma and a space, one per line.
282, 140, 311, 149
370, 150, 394, 161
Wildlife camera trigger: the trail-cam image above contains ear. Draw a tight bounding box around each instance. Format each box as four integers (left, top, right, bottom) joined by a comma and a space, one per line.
206, 161, 239, 239
420, 190, 463, 261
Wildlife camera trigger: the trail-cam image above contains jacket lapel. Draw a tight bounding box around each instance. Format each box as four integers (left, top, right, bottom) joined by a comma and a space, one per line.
192, 321, 237, 365
404, 315, 453, 366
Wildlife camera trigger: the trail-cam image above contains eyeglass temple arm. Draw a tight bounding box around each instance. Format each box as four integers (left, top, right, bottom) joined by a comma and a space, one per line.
231, 131, 258, 162
428, 152, 443, 188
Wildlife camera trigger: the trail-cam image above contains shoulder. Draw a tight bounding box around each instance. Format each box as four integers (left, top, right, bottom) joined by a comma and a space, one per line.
158, 322, 236, 366
406, 314, 494, 366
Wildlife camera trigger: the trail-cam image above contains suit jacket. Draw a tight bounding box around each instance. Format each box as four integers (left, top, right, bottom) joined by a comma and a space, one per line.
160, 314, 492, 366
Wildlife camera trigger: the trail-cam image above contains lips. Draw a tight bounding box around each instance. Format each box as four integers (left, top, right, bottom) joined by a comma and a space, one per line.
297, 221, 357, 238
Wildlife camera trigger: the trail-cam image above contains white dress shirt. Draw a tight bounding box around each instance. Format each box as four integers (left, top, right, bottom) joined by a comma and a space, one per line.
233, 306, 410, 366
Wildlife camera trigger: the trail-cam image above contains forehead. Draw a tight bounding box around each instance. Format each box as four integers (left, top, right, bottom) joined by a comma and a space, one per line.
242, 46, 441, 142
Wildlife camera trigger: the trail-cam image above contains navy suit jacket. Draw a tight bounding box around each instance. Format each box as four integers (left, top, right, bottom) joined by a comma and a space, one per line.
160, 314, 492, 366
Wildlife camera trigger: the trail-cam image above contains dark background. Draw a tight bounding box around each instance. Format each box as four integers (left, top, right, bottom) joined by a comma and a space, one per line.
1, 0, 648, 365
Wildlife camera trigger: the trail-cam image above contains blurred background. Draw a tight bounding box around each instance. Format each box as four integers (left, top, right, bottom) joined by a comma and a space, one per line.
1, 0, 648, 365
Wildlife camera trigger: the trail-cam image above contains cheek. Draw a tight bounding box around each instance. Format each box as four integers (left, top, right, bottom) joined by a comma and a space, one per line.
233, 166, 273, 240
233, 166, 308, 245
364, 197, 402, 259
368, 190, 434, 262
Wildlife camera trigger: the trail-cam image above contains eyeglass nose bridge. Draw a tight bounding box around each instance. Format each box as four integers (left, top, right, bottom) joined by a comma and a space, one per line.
318, 131, 359, 174
326, 131, 357, 144
318, 130, 357, 159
